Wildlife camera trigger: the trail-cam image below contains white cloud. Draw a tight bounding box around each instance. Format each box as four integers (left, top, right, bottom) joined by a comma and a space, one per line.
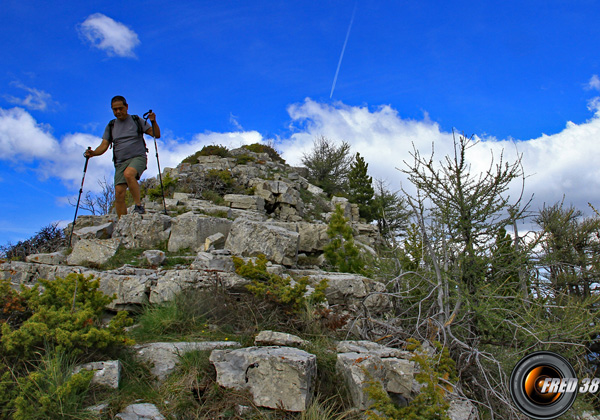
3, 100, 600, 221
0, 106, 265, 194
587, 74, 600, 91
276, 99, 600, 215
0, 108, 60, 161
4, 82, 57, 111
78, 13, 140, 58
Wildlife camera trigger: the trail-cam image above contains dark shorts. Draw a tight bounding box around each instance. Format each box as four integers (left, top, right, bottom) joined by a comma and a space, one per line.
114, 156, 147, 186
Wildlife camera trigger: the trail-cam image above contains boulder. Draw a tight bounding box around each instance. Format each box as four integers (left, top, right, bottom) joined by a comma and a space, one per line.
115, 403, 166, 420
304, 272, 392, 313
93, 268, 154, 310
74, 360, 122, 389
73, 222, 114, 242
210, 346, 317, 412
296, 222, 329, 252
143, 250, 166, 266
149, 270, 249, 303
25, 251, 67, 265
1, 260, 84, 287
113, 213, 172, 249
173, 192, 191, 201
224, 194, 265, 211
190, 251, 235, 272
225, 219, 299, 266
337, 350, 415, 410
67, 238, 121, 266
134, 341, 240, 382
167, 212, 232, 253
204, 232, 226, 251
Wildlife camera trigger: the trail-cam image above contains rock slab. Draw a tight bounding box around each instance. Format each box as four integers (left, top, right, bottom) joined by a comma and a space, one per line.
210, 346, 316, 412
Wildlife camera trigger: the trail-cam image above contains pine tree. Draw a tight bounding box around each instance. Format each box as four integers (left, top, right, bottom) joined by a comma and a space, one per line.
301, 136, 352, 196
324, 204, 365, 274
347, 152, 375, 222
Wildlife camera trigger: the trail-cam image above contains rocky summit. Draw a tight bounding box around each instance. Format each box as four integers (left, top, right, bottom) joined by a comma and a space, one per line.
1, 146, 477, 419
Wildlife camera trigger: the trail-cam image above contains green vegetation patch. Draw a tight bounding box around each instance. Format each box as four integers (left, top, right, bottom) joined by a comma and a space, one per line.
242, 142, 286, 163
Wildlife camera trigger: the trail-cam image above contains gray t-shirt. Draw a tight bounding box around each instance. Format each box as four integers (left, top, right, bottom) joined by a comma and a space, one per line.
102, 115, 151, 165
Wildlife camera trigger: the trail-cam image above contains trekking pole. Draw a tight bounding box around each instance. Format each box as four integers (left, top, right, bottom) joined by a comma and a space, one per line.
68, 147, 92, 248
143, 110, 168, 215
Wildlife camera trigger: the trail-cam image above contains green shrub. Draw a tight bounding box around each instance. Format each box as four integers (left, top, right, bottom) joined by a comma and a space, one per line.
233, 254, 328, 310
181, 145, 230, 164
242, 142, 285, 163
364, 339, 456, 420
10, 349, 96, 420
234, 154, 256, 165
146, 172, 177, 201
1, 274, 133, 358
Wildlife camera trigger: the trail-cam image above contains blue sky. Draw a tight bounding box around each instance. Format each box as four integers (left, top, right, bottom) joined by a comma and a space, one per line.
2, 0, 600, 246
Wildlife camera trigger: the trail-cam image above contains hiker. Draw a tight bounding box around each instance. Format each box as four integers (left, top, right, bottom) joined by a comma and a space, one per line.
85, 95, 161, 217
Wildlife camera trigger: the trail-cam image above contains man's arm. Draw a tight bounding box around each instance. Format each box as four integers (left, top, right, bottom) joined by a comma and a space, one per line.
85, 139, 110, 158
144, 111, 161, 138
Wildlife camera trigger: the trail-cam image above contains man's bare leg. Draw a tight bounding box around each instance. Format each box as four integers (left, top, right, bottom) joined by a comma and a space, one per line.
115, 184, 128, 218
123, 167, 142, 206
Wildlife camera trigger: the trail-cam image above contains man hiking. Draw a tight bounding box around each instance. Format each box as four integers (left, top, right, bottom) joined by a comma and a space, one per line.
85, 96, 161, 217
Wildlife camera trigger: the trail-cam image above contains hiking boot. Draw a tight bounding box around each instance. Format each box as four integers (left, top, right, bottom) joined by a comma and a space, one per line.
133, 205, 146, 214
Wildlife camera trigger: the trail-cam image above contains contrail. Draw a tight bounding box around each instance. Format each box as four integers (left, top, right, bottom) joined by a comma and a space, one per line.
330, 1, 358, 99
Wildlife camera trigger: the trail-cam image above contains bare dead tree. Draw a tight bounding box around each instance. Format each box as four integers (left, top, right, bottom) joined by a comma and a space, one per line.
68, 176, 115, 215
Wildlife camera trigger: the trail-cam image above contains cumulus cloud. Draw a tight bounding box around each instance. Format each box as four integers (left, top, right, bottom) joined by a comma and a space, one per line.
276, 99, 600, 215
3, 100, 600, 219
0, 108, 60, 161
0, 106, 265, 194
4, 82, 57, 111
78, 13, 140, 58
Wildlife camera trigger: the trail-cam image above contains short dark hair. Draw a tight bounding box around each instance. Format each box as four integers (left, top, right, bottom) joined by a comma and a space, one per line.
111, 96, 127, 106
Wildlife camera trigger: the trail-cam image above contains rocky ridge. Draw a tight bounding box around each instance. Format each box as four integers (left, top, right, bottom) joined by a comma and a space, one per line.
1, 147, 476, 419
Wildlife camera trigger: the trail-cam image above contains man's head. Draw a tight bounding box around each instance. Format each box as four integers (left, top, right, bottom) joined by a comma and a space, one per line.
111, 95, 129, 121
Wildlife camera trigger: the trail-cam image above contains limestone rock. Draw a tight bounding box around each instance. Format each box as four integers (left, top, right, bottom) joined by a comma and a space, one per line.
225, 218, 299, 266
204, 232, 226, 250
337, 351, 414, 410
134, 341, 240, 382
304, 272, 392, 313
448, 399, 478, 420
254, 330, 308, 347
336, 341, 412, 359
224, 194, 265, 211
93, 268, 154, 310
73, 222, 114, 241
67, 238, 121, 266
167, 212, 232, 253
190, 251, 235, 272
143, 250, 166, 266
113, 213, 172, 249
210, 346, 316, 412
25, 251, 67, 265
74, 360, 122, 389
296, 222, 329, 252
149, 270, 249, 303
1, 260, 84, 287
115, 403, 166, 420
